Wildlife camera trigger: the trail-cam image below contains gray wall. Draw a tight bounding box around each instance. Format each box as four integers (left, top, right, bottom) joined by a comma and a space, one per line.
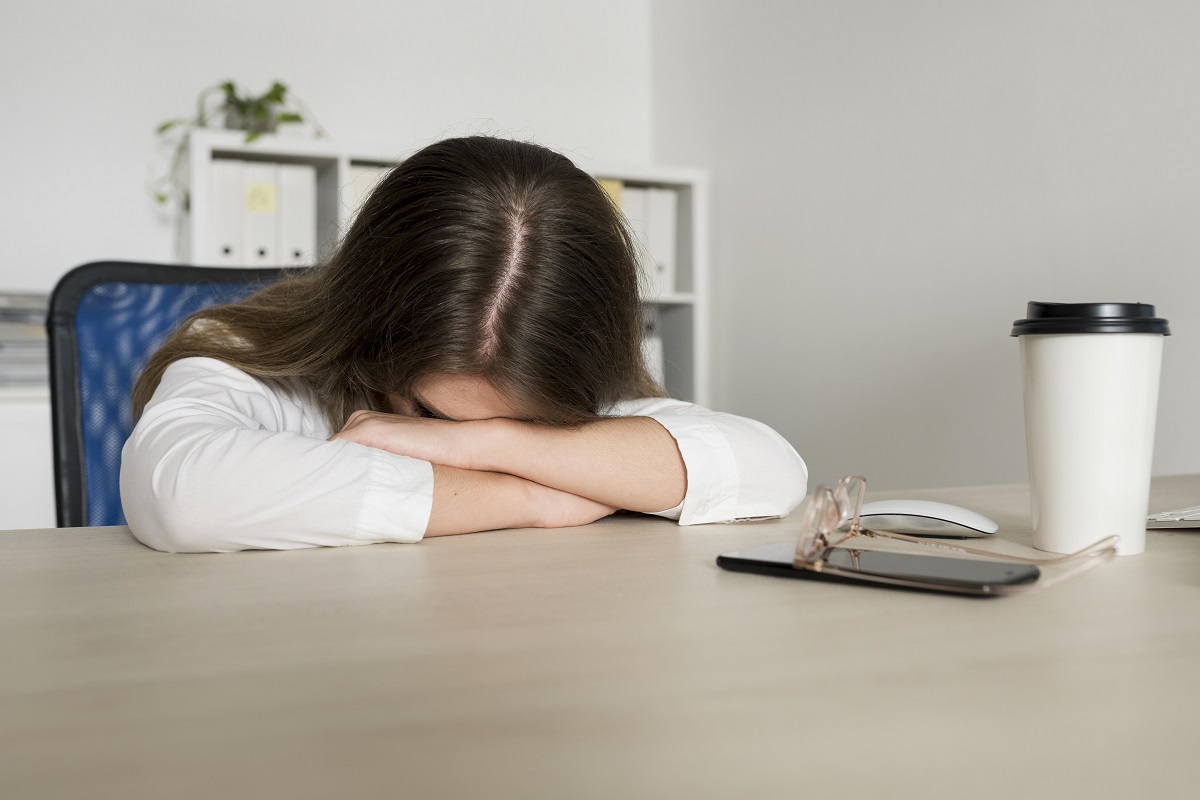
651, 0, 1200, 489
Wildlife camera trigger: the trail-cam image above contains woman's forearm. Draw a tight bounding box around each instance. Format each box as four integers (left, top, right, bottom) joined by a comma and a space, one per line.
331, 411, 687, 517
470, 417, 686, 513
425, 464, 617, 536
425, 465, 531, 536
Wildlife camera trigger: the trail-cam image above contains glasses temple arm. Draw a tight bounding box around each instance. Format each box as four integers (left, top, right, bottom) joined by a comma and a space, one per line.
859, 529, 1121, 566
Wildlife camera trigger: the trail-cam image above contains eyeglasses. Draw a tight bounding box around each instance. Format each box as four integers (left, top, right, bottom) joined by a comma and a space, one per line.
793, 475, 1119, 596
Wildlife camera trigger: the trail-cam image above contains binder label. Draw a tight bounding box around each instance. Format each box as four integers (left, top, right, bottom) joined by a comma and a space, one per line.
245, 183, 277, 214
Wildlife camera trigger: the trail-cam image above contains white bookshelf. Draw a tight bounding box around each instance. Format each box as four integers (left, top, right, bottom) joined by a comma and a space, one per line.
181, 130, 710, 404
181, 129, 398, 267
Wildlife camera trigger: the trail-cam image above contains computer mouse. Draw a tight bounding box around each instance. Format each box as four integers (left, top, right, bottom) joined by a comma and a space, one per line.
857, 499, 999, 538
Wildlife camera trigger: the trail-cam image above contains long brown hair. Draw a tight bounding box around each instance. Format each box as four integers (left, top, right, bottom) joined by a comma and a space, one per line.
133, 136, 662, 429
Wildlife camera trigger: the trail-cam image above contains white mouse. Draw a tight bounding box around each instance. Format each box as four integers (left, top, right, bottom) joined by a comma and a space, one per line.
856, 499, 999, 538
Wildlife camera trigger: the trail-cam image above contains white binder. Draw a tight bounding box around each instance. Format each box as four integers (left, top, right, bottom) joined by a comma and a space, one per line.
619, 186, 661, 298
206, 159, 243, 266
642, 334, 666, 388
242, 163, 279, 267
277, 164, 317, 266
646, 188, 678, 297
344, 163, 390, 223
641, 308, 666, 388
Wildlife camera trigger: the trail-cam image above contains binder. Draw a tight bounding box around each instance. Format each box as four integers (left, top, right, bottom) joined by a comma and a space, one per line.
207, 159, 243, 266
344, 163, 390, 223
0, 299, 47, 387
242, 163, 279, 267
0, 347, 48, 386
620, 186, 661, 298
598, 177, 623, 209
641, 309, 666, 388
277, 164, 317, 266
646, 188, 678, 297
0, 320, 46, 345
0, 292, 49, 324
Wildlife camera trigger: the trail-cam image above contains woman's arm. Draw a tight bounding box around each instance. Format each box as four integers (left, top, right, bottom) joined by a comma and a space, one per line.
122, 358, 612, 553
620, 397, 809, 524
426, 465, 616, 536
121, 358, 435, 552
333, 413, 685, 513
332, 397, 808, 524
475, 416, 687, 513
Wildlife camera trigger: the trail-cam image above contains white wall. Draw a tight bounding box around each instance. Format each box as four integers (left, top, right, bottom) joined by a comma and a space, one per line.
651, 0, 1200, 490
7, 0, 1198, 501
0, 0, 652, 292
0, 0, 652, 529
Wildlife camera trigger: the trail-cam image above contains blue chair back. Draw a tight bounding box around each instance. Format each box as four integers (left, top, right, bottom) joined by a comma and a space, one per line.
48, 262, 289, 527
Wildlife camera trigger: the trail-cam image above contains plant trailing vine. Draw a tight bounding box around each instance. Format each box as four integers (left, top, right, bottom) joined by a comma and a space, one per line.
151, 80, 327, 210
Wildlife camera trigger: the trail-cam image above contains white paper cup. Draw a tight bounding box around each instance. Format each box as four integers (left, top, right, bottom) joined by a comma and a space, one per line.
1013, 302, 1169, 556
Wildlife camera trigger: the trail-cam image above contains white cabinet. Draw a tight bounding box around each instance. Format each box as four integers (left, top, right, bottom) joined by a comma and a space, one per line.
0, 387, 55, 529
181, 130, 709, 404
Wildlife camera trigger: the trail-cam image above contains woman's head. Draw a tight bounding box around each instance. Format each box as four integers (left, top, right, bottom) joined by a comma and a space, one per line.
134, 136, 660, 427
331, 136, 652, 422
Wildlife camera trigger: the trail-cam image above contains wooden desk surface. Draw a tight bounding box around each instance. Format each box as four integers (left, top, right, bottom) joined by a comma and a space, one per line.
3, 476, 1200, 800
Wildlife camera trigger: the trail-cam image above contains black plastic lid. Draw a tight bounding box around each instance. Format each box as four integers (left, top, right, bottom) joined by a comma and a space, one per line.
1011, 302, 1170, 336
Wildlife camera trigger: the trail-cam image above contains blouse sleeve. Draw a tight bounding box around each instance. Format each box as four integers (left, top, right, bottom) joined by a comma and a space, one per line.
606, 397, 808, 525
119, 357, 434, 553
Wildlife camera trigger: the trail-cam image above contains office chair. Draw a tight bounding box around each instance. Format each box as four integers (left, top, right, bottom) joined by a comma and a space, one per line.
47, 261, 290, 527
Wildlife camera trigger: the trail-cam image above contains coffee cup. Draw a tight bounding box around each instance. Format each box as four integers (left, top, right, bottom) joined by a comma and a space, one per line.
1012, 302, 1169, 556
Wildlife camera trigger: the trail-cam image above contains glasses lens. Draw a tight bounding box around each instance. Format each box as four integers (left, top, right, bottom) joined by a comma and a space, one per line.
833, 475, 867, 531
797, 487, 841, 561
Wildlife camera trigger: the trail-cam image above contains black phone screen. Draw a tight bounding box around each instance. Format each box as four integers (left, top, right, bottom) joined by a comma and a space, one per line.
717, 541, 1040, 588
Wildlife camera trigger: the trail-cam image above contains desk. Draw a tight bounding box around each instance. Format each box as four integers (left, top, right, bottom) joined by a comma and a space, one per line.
3, 477, 1199, 799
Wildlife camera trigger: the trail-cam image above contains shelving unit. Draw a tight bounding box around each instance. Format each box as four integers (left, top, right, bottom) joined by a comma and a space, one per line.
584, 161, 709, 405
0, 386, 55, 529
181, 130, 709, 404
181, 130, 398, 267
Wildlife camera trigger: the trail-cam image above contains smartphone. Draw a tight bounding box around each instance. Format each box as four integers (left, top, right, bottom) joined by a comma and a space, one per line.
717, 541, 1039, 593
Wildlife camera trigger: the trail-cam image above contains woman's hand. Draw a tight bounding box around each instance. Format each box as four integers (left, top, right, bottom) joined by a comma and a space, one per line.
330, 410, 481, 470
527, 481, 619, 528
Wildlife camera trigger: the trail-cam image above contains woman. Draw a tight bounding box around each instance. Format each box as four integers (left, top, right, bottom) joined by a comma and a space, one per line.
121, 136, 807, 552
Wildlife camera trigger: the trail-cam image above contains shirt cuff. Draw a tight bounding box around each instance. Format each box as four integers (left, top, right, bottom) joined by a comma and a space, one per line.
355, 450, 434, 543
645, 413, 741, 525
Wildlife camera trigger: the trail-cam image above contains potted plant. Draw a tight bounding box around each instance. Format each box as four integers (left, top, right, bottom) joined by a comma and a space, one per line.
151, 80, 326, 208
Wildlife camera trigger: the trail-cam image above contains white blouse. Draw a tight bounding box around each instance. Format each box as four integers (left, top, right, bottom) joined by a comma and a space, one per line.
120, 357, 808, 552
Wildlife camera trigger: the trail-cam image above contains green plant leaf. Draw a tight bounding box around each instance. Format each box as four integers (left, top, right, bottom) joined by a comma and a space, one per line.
245, 130, 262, 143
156, 119, 182, 134
264, 81, 287, 104
154, 192, 169, 204
277, 112, 303, 124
